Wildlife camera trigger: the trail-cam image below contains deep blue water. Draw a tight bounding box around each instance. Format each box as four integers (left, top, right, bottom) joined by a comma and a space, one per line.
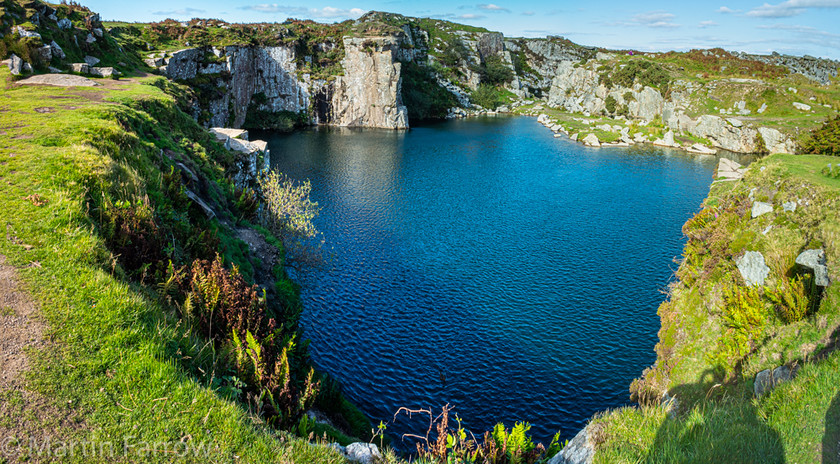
262, 116, 717, 446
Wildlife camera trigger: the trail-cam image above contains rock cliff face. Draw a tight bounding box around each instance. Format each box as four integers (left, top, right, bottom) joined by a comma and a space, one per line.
162, 45, 309, 128
321, 37, 409, 129
159, 37, 411, 130
735, 51, 840, 85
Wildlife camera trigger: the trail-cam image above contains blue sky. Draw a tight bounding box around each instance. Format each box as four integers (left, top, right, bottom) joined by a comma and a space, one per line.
89, 0, 840, 59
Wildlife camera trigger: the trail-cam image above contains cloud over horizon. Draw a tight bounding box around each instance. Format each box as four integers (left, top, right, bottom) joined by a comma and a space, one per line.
152, 7, 206, 16
747, 0, 840, 18
239, 4, 365, 18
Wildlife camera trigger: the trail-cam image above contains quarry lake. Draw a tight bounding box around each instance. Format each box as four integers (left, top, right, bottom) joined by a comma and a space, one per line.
262, 115, 718, 445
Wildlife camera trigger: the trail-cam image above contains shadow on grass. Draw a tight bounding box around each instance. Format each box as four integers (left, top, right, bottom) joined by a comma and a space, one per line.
645, 369, 786, 464
824, 391, 840, 464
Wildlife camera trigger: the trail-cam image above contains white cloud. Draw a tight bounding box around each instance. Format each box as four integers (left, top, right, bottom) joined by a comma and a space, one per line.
747, 0, 840, 18
239, 4, 365, 18
478, 3, 510, 12
629, 11, 680, 28
717, 6, 738, 13
699, 20, 719, 27
152, 7, 206, 16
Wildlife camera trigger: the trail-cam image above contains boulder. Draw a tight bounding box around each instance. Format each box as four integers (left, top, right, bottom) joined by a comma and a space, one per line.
716, 158, 746, 180
582, 133, 600, 147
736, 251, 770, 287
57, 18, 72, 29
17, 74, 99, 87
687, 143, 717, 155
754, 365, 799, 397
86, 33, 96, 44
84, 55, 101, 66
782, 201, 797, 213
548, 424, 595, 464
344, 443, 381, 464
8, 54, 23, 75
14, 26, 41, 39
69, 63, 90, 74
50, 40, 65, 60
36, 45, 52, 62
758, 103, 768, 114
751, 202, 773, 218
796, 249, 830, 287
793, 102, 811, 111
89, 67, 118, 78
92, 27, 103, 38
727, 118, 743, 128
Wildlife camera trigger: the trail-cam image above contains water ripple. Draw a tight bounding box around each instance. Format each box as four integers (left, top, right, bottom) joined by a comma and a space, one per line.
261, 117, 716, 446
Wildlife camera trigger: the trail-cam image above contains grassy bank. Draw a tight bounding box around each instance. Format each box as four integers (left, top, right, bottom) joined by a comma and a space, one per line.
0, 68, 359, 462
592, 153, 840, 463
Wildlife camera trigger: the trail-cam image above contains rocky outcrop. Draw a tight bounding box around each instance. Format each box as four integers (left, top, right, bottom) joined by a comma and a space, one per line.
163, 45, 309, 128
736, 51, 839, 85
691, 115, 760, 153
322, 37, 408, 129
796, 249, 830, 287
209, 127, 270, 189
754, 364, 799, 397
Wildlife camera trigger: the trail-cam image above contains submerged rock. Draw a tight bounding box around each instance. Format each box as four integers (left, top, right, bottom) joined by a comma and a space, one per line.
736, 251, 770, 287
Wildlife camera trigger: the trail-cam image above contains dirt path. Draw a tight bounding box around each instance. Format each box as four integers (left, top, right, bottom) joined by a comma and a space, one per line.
0, 254, 78, 462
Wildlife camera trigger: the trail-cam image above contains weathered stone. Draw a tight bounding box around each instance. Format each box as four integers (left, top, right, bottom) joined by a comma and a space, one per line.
796, 249, 830, 287
69, 63, 90, 74
754, 365, 799, 397
751, 201, 773, 218
582, 133, 600, 147
793, 102, 811, 111
14, 26, 41, 39
758, 103, 768, 113
36, 45, 52, 62
716, 158, 746, 180
758, 127, 796, 154
89, 67, 118, 78
344, 442, 381, 464
86, 33, 96, 44
782, 201, 797, 213
57, 18, 72, 29
548, 424, 595, 464
17, 74, 99, 87
736, 251, 770, 287
8, 54, 23, 75
727, 118, 743, 128
84, 55, 100, 66
687, 143, 717, 155
92, 27, 103, 38
50, 40, 65, 60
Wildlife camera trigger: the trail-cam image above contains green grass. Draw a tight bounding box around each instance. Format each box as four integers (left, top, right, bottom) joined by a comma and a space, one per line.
595, 153, 840, 463
0, 68, 348, 462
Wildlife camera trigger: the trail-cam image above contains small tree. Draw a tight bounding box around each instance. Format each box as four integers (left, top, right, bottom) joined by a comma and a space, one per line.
258, 170, 320, 251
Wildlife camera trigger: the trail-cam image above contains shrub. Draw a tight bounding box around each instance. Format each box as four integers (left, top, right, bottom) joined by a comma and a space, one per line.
801, 116, 840, 155
765, 276, 810, 323
605, 95, 617, 114
400, 61, 458, 121
258, 170, 320, 246
612, 60, 670, 93
470, 84, 507, 109
100, 197, 164, 275
480, 55, 514, 86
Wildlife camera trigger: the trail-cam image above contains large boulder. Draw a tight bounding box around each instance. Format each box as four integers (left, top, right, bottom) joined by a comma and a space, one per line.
50, 40, 66, 60
736, 251, 770, 287
582, 133, 600, 147
716, 158, 746, 180
795, 249, 830, 287
8, 54, 23, 75
57, 18, 72, 29
89, 67, 119, 78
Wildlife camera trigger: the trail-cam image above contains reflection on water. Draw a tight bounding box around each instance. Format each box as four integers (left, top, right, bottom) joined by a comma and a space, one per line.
259, 116, 717, 445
